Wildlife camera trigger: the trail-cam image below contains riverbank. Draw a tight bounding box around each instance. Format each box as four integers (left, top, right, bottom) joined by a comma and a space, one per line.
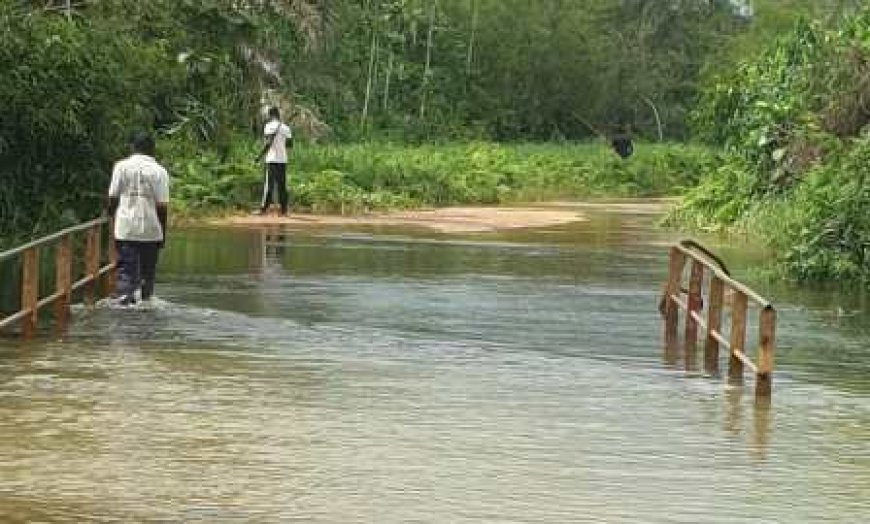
218, 206, 586, 234
213, 200, 675, 234
170, 141, 715, 220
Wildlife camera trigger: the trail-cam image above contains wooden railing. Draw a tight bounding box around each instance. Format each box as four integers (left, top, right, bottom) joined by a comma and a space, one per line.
0, 217, 117, 338
661, 241, 776, 398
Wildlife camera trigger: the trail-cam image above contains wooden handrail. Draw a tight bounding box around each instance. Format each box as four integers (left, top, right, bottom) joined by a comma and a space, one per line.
0, 217, 116, 337
673, 243, 771, 308
662, 241, 776, 399
0, 218, 107, 263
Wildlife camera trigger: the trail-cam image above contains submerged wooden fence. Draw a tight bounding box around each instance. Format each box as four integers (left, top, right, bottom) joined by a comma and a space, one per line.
661, 241, 776, 398
0, 217, 116, 338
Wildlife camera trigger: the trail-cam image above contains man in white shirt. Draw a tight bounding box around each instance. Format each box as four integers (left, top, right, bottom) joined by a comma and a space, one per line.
255, 106, 293, 215
107, 132, 170, 305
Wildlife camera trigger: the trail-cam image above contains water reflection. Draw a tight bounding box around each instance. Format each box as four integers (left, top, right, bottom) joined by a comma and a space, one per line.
0, 203, 868, 522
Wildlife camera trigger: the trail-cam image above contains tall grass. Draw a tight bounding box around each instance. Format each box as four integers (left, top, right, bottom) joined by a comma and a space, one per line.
168, 140, 717, 217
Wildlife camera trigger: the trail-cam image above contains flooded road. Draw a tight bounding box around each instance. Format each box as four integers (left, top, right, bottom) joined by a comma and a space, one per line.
0, 203, 868, 522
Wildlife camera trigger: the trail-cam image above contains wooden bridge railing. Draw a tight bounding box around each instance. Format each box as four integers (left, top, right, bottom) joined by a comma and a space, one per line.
662, 241, 776, 398
0, 217, 117, 338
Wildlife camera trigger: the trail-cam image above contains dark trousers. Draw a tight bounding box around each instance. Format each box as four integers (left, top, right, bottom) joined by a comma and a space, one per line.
115, 241, 161, 300
261, 162, 289, 214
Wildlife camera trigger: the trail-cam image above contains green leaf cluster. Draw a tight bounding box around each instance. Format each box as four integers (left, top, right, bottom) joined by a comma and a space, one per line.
167, 141, 716, 219
674, 7, 870, 281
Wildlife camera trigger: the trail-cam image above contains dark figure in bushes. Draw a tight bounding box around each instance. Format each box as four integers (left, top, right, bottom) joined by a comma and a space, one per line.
611, 126, 634, 159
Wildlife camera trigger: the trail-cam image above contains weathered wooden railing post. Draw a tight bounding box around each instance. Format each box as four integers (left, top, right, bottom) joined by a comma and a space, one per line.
662, 240, 778, 399
0, 217, 118, 340
55, 237, 72, 329
102, 226, 117, 297
21, 247, 39, 339
756, 306, 776, 399
704, 276, 724, 374
108, 222, 117, 294
664, 247, 686, 351
728, 291, 748, 383
84, 225, 100, 307
684, 260, 704, 369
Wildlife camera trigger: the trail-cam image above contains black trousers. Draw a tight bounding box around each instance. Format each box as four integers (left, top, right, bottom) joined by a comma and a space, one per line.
261, 162, 289, 214
115, 240, 161, 300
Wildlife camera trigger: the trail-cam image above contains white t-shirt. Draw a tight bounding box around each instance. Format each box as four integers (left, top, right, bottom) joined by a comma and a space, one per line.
108, 154, 169, 242
264, 120, 292, 163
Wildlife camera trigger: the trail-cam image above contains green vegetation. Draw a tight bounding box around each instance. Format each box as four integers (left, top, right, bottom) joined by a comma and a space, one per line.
169, 141, 715, 217
4, 0, 870, 285
0, 0, 754, 246
670, 8, 870, 281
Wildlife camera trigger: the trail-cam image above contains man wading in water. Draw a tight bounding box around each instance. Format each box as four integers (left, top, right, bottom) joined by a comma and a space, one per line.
255, 106, 293, 215
107, 132, 169, 306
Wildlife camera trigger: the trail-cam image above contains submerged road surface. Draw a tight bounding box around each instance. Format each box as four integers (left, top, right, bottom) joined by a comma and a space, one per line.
0, 203, 867, 522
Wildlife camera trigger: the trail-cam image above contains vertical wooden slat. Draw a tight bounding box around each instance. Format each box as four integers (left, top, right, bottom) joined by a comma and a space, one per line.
704, 276, 725, 374
21, 247, 39, 339
102, 222, 117, 297
663, 247, 686, 352
756, 306, 776, 398
54, 236, 72, 330
728, 291, 748, 383
108, 220, 118, 295
84, 225, 100, 307
684, 260, 704, 369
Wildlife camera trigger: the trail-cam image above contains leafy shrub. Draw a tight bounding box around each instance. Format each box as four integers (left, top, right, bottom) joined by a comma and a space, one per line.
674, 9, 870, 281
165, 139, 716, 219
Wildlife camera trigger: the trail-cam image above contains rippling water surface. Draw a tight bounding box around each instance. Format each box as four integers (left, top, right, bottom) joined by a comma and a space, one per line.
0, 203, 868, 522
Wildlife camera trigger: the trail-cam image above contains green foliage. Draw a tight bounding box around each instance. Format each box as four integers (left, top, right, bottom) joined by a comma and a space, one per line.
674, 7, 870, 281
771, 138, 870, 281
0, 4, 182, 241
0, 1, 266, 244
5, 0, 852, 261
167, 140, 715, 218
691, 20, 824, 163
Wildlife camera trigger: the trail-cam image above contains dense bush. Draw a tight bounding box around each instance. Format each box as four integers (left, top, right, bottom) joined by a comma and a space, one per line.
0, 4, 183, 240
0, 1, 265, 246
167, 141, 716, 217
671, 9, 870, 281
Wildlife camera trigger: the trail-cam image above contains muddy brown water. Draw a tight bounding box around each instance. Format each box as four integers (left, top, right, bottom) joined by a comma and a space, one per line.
0, 203, 867, 522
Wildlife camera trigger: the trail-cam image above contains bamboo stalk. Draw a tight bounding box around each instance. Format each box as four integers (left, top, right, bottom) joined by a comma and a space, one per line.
21, 247, 39, 339
420, 0, 436, 119
728, 291, 748, 383
704, 276, 724, 374
361, 11, 378, 130
466, 0, 478, 76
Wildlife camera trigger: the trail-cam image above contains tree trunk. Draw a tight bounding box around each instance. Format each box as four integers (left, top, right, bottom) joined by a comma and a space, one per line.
383, 51, 394, 110
420, 0, 436, 120
641, 95, 664, 142
361, 30, 379, 130
466, 0, 477, 77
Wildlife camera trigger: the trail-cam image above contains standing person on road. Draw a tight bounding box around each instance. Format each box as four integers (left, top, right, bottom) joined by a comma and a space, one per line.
255, 106, 293, 215
107, 131, 169, 306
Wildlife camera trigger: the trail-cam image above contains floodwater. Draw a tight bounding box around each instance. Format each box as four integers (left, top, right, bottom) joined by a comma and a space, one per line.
0, 202, 867, 522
